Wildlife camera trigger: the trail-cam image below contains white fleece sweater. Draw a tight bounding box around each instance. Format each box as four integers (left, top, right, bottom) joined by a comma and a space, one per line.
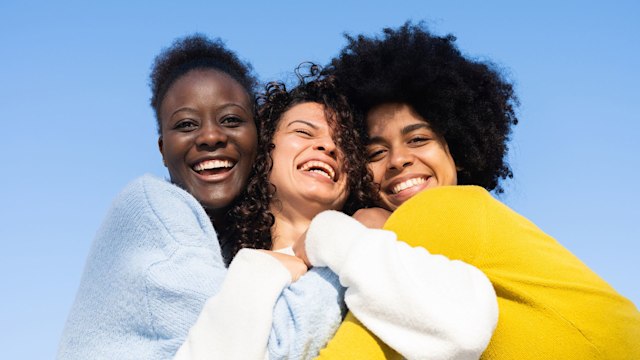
177, 211, 498, 360
307, 211, 498, 360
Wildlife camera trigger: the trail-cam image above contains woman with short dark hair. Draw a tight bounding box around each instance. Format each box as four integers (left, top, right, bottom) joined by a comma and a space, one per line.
58, 35, 346, 360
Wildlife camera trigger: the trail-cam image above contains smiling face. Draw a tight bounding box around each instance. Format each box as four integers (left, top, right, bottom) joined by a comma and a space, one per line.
366, 103, 457, 211
269, 102, 349, 216
158, 69, 257, 219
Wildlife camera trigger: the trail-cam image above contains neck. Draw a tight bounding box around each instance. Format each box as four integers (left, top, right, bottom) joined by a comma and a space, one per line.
270, 199, 320, 251
208, 209, 227, 232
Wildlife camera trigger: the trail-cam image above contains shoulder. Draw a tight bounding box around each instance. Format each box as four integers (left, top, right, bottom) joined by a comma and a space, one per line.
116, 174, 198, 211
389, 185, 525, 225
388, 186, 494, 227
94, 175, 218, 256
405, 185, 493, 208
383, 186, 507, 259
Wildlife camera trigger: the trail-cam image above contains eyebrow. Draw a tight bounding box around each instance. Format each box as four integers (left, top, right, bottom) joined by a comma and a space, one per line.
286, 120, 319, 129
220, 103, 251, 113
170, 103, 251, 118
402, 122, 431, 135
171, 107, 197, 117
368, 122, 431, 144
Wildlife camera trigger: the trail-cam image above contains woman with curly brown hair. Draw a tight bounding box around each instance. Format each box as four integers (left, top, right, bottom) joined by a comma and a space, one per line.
316, 23, 640, 359
176, 66, 499, 359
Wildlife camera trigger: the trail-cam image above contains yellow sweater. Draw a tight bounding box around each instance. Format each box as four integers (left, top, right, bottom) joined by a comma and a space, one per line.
317, 186, 640, 359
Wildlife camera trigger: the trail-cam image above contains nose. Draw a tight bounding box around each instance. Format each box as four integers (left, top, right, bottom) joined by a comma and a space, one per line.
387, 146, 413, 171
314, 136, 337, 158
196, 121, 228, 149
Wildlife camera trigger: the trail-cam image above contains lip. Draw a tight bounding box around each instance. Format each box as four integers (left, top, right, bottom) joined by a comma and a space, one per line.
297, 157, 340, 183
384, 175, 432, 204
189, 154, 238, 182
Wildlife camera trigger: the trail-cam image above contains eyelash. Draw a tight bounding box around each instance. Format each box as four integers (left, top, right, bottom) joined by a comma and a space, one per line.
409, 136, 429, 144
295, 129, 313, 136
368, 148, 386, 161
174, 120, 197, 130
221, 116, 245, 127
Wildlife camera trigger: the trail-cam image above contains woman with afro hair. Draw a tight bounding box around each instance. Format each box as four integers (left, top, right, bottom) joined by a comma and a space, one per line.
314, 23, 640, 359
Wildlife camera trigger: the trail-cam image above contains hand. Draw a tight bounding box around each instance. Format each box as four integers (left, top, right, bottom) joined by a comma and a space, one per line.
258, 250, 308, 282
292, 230, 311, 268
352, 207, 392, 229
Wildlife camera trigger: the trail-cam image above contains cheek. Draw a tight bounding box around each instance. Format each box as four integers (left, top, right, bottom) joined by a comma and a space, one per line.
442, 150, 458, 185
268, 148, 287, 183
439, 158, 458, 186
160, 141, 182, 170
448, 162, 458, 186
241, 128, 258, 157
367, 162, 385, 183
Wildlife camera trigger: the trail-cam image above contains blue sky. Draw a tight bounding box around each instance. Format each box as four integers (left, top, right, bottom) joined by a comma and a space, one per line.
1, 1, 638, 358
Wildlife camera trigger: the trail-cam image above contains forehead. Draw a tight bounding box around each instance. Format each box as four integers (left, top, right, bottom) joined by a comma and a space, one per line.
366, 103, 430, 135
279, 102, 332, 128
163, 69, 251, 107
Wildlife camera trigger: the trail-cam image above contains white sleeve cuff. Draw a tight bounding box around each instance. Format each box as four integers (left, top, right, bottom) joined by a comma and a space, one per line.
305, 210, 367, 271
224, 248, 291, 295
174, 249, 290, 360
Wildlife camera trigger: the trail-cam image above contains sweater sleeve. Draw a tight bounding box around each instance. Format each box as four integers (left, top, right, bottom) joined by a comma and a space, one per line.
58, 175, 347, 360
174, 249, 291, 360
58, 175, 228, 360
307, 210, 498, 360
318, 186, 640, 359
268, 266, 346, 360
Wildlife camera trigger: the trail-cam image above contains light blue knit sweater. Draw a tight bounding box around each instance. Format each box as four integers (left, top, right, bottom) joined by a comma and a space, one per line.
57, 175, 346, 359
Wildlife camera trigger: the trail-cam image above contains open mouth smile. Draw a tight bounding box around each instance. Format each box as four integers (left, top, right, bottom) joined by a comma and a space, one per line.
192, 159, 235, 175
298, 160, 337, 181
389, 176, 428, 194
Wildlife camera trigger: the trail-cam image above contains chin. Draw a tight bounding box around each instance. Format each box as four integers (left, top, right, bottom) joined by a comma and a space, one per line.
304, 198, 337, 211
198, 195, 233, 211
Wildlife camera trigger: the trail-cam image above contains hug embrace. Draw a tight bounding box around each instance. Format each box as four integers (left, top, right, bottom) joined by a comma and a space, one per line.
58, 23, 640, 360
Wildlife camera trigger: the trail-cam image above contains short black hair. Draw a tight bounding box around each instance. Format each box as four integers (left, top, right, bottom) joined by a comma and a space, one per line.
328, 22, 519, 192
149, 34, 258, 134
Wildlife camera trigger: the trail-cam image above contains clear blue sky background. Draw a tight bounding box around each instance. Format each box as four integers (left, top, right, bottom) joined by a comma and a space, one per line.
1, 1, 638, 358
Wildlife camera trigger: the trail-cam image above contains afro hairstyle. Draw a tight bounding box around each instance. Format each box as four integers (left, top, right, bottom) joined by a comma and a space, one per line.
328, 22, 519, 192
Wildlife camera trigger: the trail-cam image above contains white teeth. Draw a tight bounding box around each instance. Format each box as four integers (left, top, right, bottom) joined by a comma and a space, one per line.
392, 177, 427, 194
300, 160, 335, 181
193, 160, 234, 171
309, 169, 332, 180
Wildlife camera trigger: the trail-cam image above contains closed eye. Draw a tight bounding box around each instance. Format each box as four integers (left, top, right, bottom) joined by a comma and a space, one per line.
295, 129, 313, 137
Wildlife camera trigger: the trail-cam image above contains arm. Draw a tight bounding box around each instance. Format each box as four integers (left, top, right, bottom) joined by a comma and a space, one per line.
268, 266, 346, 359
58, 175, 227, 360
59, 175, 347, 360
176, 249, 346, 360
320, 186, 640, 359
174, 249, 291, 360
306, 210, 498, 360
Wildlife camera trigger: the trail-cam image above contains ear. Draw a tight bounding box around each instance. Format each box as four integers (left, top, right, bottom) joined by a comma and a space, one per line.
158, 136, 167, 167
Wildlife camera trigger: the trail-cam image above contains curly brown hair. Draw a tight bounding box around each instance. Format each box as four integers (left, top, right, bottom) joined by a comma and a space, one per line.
220, 64, 377, 263
327, 22, 519, 192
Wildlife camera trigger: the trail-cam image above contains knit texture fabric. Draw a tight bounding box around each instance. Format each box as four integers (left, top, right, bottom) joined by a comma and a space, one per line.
58, 175, 345, 360
316, 186, 640, 360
